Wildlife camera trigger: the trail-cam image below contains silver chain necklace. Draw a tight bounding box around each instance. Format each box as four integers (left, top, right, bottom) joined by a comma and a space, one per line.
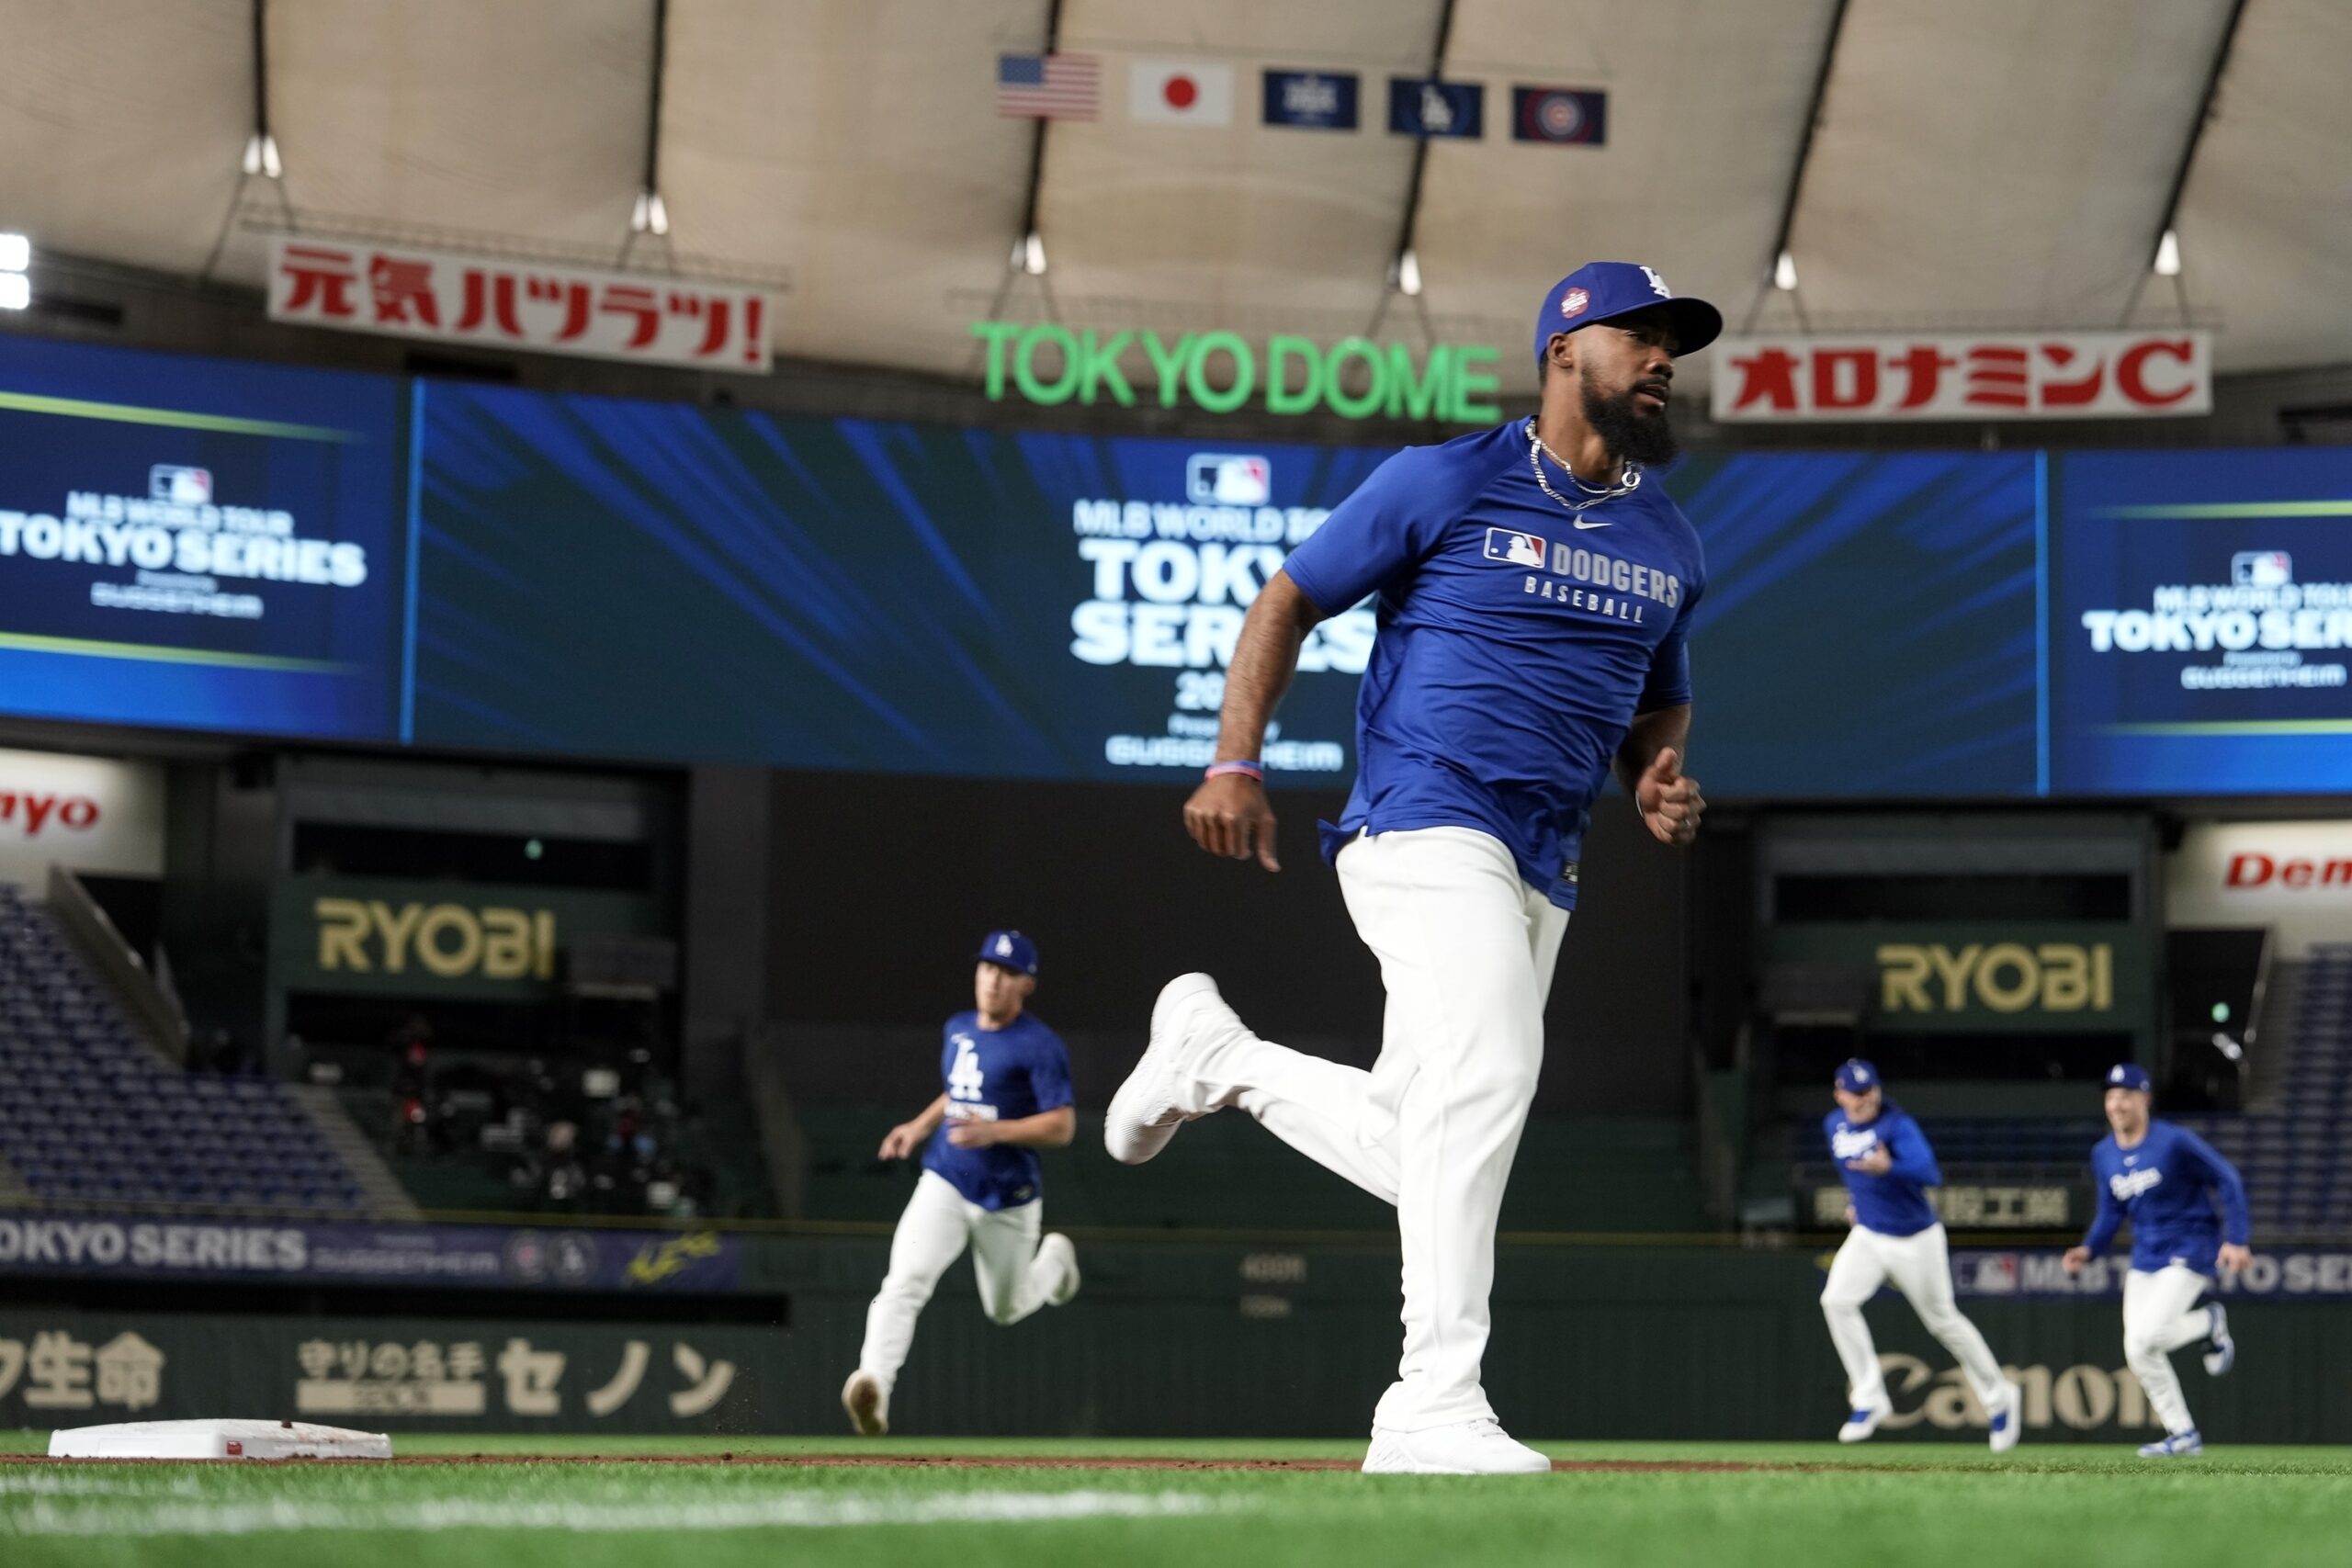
1524, 418, 1640, 513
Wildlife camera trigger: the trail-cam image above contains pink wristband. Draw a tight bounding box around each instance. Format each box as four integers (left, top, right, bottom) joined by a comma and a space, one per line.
1204, 760, 1264, 782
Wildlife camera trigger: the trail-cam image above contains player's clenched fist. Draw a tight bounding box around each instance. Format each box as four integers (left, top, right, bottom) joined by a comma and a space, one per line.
1636, 748, 1704, 845
1184, 773, 1281, 871
876, 1122, 925, 1160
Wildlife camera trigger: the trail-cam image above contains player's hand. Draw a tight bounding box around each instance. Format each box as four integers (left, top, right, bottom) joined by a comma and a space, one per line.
1184, 773, 1280, 871
876, 1122, 924, 1160
2216, 1243, 2253, 1275
1846, 1146, 1893, 1177
1636, 749, 1703, 845
2062, 1246, 2092, 1274
946, 1121, 1000, 1149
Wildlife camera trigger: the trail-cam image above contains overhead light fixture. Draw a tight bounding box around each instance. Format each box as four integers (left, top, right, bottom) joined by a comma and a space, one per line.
242, 131, 283, 179
0, 232, 28, 273
1396, 248, 1423, 298
1018, 231, 1047, 276
1772, 249, 1798, 291
0, 275, 27, 311
2154, 228, 2182, 277
630, 188, 671, 236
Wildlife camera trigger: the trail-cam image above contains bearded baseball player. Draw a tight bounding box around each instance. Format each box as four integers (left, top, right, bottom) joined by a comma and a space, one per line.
1819, 1059, 2022, 1450
1105, 263, 1712, 1474
842, 931, 1080, 1437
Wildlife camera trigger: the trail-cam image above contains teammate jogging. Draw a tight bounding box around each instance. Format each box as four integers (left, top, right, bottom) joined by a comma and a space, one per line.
842, 931, 1080, 1436
2063, 1062, 2251, 1457
1818, 1059, 2021, 1450
1104, 263, 1713, 1474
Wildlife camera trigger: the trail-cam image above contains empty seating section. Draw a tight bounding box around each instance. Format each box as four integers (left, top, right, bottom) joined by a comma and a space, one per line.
0, 886, 369, 1213
1788, 947, 2352, 1240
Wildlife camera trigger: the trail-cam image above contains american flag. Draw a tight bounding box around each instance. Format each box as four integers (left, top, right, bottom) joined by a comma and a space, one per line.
998, 52, 1101, 119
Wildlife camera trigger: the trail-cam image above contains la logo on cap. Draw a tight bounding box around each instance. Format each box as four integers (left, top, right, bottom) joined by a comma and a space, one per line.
997, 935, 1014, 956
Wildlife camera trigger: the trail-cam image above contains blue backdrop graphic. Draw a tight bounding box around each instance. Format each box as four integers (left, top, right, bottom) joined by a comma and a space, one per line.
0, 336, 403, 740
2050, 449, 2352, 795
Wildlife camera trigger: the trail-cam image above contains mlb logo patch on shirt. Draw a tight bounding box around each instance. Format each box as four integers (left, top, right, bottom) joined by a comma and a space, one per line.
1484, 527, 1548, 568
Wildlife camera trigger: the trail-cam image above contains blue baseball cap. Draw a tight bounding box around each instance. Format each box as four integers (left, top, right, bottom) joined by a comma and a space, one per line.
1535, 262, 1723, 365
975, 930, 1038, 976
2105, 1063, 2152, 1092
1834, 1058, 1880, 1094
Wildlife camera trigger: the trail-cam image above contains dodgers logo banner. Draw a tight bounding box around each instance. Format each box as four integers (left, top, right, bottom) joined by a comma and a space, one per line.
1388, 78, 1483, 139
1263, 69, 1359, 130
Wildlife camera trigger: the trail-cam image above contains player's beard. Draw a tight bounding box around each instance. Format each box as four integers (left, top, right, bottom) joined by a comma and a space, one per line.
1581, 367, 1680, 468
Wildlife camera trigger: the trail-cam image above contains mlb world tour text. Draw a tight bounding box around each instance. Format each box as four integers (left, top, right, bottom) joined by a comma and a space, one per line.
971, 321, 1503, 423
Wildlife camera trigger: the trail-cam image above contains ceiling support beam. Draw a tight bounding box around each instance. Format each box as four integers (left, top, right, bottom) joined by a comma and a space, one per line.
2120, 0, 2249, 325
982, 0, 1068, 329
621, 0, 674, 266
1367, 0, 1457, 344
202, 0, 289, 281
1740, 0, 1849, 333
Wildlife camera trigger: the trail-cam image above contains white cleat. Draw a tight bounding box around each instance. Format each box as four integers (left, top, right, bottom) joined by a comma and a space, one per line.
1838, 1404, 1891, 1444
1039, 1233, 1080, 1306
841, 1370, 888, 1437
1105, 973, 1236, 1165
1987, 1379, 2024, 1454
1362, 1418, 1552, 1475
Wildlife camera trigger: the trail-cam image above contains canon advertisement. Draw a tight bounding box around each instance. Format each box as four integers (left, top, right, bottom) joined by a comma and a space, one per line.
0, 336, 404, 741
2049, 449, 2352, 794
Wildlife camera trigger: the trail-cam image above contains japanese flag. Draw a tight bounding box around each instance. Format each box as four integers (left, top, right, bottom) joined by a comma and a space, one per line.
1129, 60, 1235, 126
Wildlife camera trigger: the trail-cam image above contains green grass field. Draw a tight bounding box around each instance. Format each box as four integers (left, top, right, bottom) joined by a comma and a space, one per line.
4, 1431, 2346, 1568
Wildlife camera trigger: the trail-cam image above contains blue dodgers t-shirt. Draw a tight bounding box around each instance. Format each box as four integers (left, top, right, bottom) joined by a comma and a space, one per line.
2082, 1119, 2251, 1275
1281, 420, 1704, 910
1826, 1103, 1943, 1238
921, 1010, 1073, 1211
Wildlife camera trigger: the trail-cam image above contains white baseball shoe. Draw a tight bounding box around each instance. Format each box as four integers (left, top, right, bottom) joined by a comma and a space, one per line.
1105, 973, 1239, 1165
1838, 1403, 1891, 1443
1362, 1419, 1552, 1475
2202, 1303, 2234, 1377
1987, 1379, 2024, 1453
1039, 1233, 1080, 1306
841, 1370, 888, 1437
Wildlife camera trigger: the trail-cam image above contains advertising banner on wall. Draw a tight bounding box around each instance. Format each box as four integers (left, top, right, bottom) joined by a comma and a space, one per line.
1768, 923, 2151, 1032
0, 1310, 769, 1433
0, 335, 404, 741
2049, 449, 2352, 794
1711, 332, 2211, 422
269, 879, 662, 998
0, 746, 164, 887
2167, 820, 2352, 956
0, 1212, 739, 1293
266, 236, 773, 373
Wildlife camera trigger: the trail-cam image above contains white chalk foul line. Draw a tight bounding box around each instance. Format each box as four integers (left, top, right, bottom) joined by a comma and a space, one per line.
2, 1488, 1227, 1537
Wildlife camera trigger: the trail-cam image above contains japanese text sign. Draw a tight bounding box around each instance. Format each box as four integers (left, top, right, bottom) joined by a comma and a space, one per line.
1712, 333, 2211, 422
266, 238, 772, 373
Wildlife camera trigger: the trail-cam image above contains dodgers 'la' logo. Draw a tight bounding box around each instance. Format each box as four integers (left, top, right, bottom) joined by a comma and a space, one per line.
1641, 265, 1670, 298
948, 1036, 985, 1101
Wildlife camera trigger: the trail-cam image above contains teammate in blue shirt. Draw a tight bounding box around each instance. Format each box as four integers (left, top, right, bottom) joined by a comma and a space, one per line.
1817, 1060, 2020, 1450
1106, 262, 1713, 1474
2063, 1062, 2252, 1457
842, 931, 1079, 1436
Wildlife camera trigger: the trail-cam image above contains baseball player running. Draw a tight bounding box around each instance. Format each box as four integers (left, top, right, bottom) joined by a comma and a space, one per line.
842, 931, 1080, 1436
1105, 263, 1713, 1474
1818, 1059, 2022, 1450
2063, 1062, 2251, 1457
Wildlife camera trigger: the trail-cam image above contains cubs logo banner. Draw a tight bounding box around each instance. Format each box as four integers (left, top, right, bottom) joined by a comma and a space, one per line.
1713, 333, 2212, 422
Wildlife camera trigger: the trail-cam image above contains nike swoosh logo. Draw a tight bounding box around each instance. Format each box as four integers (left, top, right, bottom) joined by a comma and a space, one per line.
1573, 519, 1610, 530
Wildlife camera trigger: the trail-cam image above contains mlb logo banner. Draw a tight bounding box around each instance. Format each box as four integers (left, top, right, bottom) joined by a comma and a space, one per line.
1263, 69, 1359, 130
2233, 552, 2292, 589
1388, 78, 1483, 139
1512, 86, 1607, 145
148, 465, 211, 505
1131, 60, 1235, 126
1484, 527, 1548, 568
1188, 454, 1272, 505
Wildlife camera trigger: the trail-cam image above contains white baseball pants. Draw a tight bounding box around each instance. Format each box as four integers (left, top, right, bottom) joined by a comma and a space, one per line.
856, 1170, 1058, 1392
1821, 1222, 2008, 1415
1187, 826, 1568, 1431
2122, 1263, 2214, 1436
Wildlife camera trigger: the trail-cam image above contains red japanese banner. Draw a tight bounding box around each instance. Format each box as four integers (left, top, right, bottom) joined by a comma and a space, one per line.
1710, 332, 2211, 422
266, 238, 771, 373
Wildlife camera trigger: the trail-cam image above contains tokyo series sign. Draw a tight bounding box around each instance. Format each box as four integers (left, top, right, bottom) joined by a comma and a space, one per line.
1712, 333, 2211, 422
266, 237, 772, 372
